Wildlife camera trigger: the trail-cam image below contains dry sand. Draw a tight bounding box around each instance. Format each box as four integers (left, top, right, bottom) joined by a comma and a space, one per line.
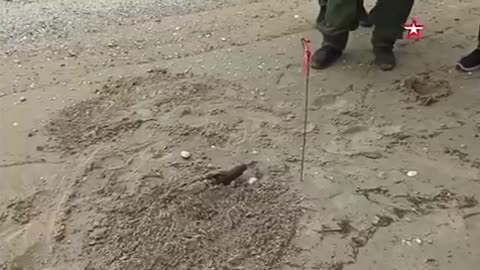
1, 0, 480, 269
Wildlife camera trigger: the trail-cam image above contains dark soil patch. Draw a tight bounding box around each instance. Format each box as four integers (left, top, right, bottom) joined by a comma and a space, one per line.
83, 178, 302, 270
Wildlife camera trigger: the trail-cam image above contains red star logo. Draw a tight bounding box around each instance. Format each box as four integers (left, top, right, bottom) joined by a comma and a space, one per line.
403, 18, 425, 39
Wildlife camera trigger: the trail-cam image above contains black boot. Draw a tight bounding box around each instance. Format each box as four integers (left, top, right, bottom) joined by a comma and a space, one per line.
311, 45, 343, 69
316, 5, 327, 28
457, 49, 480, 72
373, 47, 396, 71
358, 5, 373, 27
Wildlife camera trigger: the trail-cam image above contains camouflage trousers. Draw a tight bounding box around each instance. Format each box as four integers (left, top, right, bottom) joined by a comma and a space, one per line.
318, 0, 414, 50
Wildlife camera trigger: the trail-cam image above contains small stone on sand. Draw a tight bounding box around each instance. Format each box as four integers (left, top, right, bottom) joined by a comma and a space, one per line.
180, 151, 191, 159
248, 177, 258, 185
406, 171, 418, 177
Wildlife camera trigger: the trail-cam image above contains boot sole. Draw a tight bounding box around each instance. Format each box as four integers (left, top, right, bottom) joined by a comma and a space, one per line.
311, 62, 329, 70
310, 53, 342, 70
456, 62, 480, 72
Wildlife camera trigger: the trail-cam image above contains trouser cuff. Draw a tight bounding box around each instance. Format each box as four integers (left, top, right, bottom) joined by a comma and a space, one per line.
371, 26, 403, 48
321, 32, 349, 51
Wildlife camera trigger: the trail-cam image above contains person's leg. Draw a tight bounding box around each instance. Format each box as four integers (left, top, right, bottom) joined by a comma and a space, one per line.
316, 0, 328, 27
312, 0, 359, 69
358, 0, 372, 27
369, 0, 414, 70
317, 0, 371, 28
457, 24, 480, 72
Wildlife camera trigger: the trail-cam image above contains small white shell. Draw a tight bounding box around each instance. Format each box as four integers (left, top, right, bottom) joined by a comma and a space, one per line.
406, 171, 418, 177
180, 151, 191, 159
248, 177, 258, 185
